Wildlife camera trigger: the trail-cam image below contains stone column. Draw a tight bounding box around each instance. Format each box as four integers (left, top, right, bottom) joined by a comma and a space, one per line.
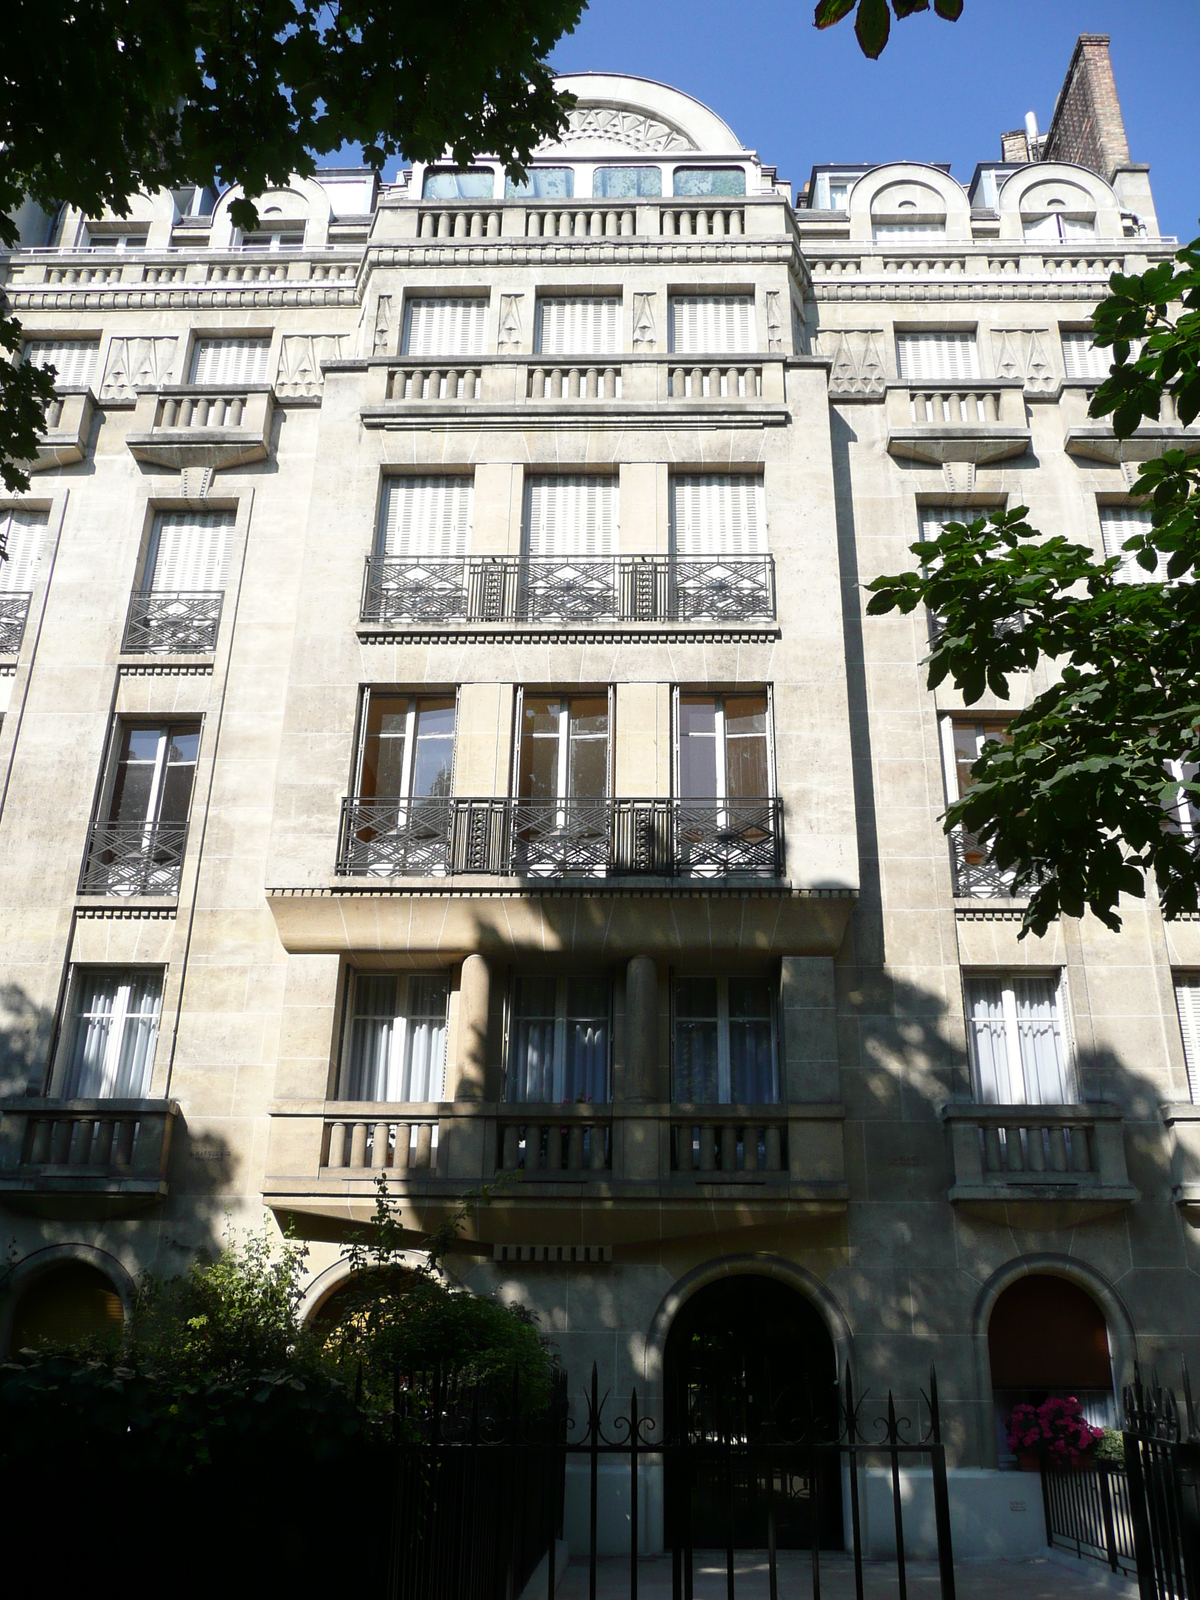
456, 953, 491, 1100
625, 955, 659, 1101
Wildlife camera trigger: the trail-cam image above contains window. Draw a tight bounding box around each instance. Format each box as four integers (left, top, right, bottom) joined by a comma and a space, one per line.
964, 974, 1074, 1105
144, 511, 235, 592
1175, 979, 1200, 1103
421, 168, 494, 201
0, 508, 48, 592
874, 221, 947, 240
84, 723, 201, 895
60, 968, 163, 1098
82, 230, 146, 252
190, 337, 272, 385
341, 972, 449, 1101
23, 339, 100, 389
678, 694, 771, 800
401, 298, 488, 359
672, 168, 746, 198
896, 333, 980, 382
593, 167, 661, 199
378, 477, 472, 560
523, 476, 617, 557
534, 297, 620, 357
668, 295, 755, 355
238, 226, 305, 251
946, 719, 1011, 805
1098, 504, 1169, 583
1024, 212, 1096, 243
506, 168, 574, 200
671, 475, 766, 556
1061, 331, 1112, 382
516, 695, 610, 802
827, 182, 850, 211
673, 975, 777, 1103
508, 975, 610, 1102
941, 717, 1015, 895
355, 693, 455, 803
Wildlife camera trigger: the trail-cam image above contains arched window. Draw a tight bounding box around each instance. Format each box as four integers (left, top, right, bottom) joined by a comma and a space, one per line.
9, 1261, 124, 1352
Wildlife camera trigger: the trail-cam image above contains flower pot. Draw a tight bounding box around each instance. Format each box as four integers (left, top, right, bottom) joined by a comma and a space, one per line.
1017, 1452, 1042, 1472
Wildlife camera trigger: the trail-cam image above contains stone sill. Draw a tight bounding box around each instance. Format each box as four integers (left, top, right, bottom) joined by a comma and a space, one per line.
361, 402, 789, 433
356, 619, 780, 645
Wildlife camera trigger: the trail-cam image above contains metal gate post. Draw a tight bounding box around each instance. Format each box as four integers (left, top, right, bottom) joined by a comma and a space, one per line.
1124, 1429, 1160, 1600
630, 1389, 639, 1600
1099, 1465, 1120, 1575
927, 1367, 957, 1600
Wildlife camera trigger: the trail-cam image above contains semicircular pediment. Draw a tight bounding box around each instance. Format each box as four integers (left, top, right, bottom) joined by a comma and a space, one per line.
538, 102, 698, 155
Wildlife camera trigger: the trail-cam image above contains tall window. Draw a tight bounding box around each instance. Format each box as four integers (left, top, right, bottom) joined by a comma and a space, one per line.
421, 169, 494, 200
523, 476, 618, 557
673, 975, 777, 1103
0, 508, 48, 593
508, 975, 610, 1102
677, 694, 771, 800
342, 972, 449, 1101
534, 297, 620, 357
61, 968, 163, 1098
1098, 504, 1169, 583
1174, 978, 1200, 1103
964, 974, 1074, 1104
895, 333, 979, 382
516, 695, 610, 803
23, 339, 100, 389
945, 718, 1012, 805
1061, 332, 1112, 382
190, 337, 272, 385
672, 168, 746, 198
593, 167, 661, 199
84, 723, 201, 896
505, 169, 574, 200
144, 511, 235, 593
1024, 211, 1096, 243
668, 296, 755, 355
378, 478, 472, 560
355, 693, 455, 803
401, 298, 488, 359
671, 475, 766, 556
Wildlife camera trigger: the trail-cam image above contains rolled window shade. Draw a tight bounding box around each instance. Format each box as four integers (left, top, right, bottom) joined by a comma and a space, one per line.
23, 339, 100, 387
668, 295, 755, 355
895, 333, 980, 382
1175, 980, 1200, 1103
379, 477, 473, 558
0, 508, 49, 591
1099, 504, 1166, 583
190, 337, 272, 385
523, 476, 618, 557
1062, 331, 1113, 382
146, 512, 235, 591
670, 475, 766, 556
402, 298, 489, 358
534, 297, 621, 356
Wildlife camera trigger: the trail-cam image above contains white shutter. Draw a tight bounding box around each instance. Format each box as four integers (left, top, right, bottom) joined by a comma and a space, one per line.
668, 296, 755, 355
1176, 980, 1200, 1103
147, 512, 235, 591
0, 509, 49, 592
534, 298, 621, 356
190, 338, 273, 385
402, 299, 488, 358
1062, 332, 1112, 382
1099, 505, 1166, 583
896, 333, 980, 382
379, 478, 473, 558
873, 222, 946, 239
523, 477, 618, 557
670, 475, 766, 556
24, 339, 99, 387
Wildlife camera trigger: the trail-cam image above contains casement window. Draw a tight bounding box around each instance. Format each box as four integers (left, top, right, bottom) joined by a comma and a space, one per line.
668, 295, 755, 355
505, 168, 574, 200
355, 693, 456, 803
1061, 331, 1112, 382
1164, 760, 1200, 839
1024, 211, 1096, 243
421, 168, 494, 201
378, 477, 472, 560
144, 511, 235, 592
82, 230, 146, 252
1174, 979, 1200, 1103
813, 172, 860, 211
874, 220, 947, 239
673, 975, 778, 1104
522, 476, 618, 557
60, 968, 163, 1099
0, 508, 48, 592
401, 298, 488, 359
23, 338, 100, 388
507, 974, 611, 1103
672, 168, 746, 198
670, 475, 766, 556
103, 722, 201, 834
1098, 504, 1169, 584
677, 693, 772, 801
895, 333, 980, 382
964, 973, 1075, 1105
341, 972, 449, 1102
189, 337, 272, 385
593, 167, 661, 199
534, 297, 621, 357
942, 717, 1012, 806
238, 226, 305, 251
515, 694, 611, 803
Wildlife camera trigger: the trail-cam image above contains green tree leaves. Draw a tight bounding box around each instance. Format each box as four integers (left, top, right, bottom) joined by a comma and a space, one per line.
814, 0, 962, 58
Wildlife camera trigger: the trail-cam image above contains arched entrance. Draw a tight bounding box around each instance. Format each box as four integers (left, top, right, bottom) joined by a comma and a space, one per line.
988, 1274, 1116, 1465
664, 1274, 842, 1548
9, 1261, 125, 1351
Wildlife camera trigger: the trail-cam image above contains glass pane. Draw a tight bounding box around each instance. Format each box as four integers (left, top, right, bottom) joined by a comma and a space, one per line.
593, 167, 662, 199
672, 168, 746, 198
360, 696, 409, 800
567, 696, 608, 798
728, 977, 775, 1104
724, 695, 769, 799
953, 721, 1010, 798
675, 1023, 719, 1103
108, 727, 162, 824
678, 698, 717, 798
402, 976, 448, 1102
511, 975, 558, 1102
564, 976, 609, 1103
345, 974, 398, 1100
966, 977, 1010, 1102
1013, 977, 1070, 1104
63, 973, 118, 1097
506, 168, 574, 199
518, 697, 561, 800
410, 700, 455, 798
422, 169, 494, 200
110, 973, 161, 1097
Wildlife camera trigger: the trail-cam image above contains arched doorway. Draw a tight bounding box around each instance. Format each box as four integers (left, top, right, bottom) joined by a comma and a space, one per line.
9, 1261, 125, 1351
664, 1274, 842, 1549
988, 1274, 1116, 1465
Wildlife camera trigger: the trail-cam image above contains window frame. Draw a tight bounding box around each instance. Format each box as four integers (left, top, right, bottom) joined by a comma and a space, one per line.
1174, 976, 1200, 1103
337, 967, 450, 1104
54, 965, 165, 1099
670, 971, 780, 1105
503, 971, 612, 1104
351, 688, 459, 806
511, 688, 615, 806
95, 718, 202, 834
672, 687, 776, 803
188, 335, 274, 386
963, 970, 1076, 1106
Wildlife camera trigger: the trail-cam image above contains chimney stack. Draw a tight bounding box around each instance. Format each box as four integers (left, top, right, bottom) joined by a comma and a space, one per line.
1042, 33, 1131, 180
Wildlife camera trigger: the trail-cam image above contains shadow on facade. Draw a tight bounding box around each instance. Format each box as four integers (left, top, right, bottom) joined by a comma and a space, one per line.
0, 982, 55, 1097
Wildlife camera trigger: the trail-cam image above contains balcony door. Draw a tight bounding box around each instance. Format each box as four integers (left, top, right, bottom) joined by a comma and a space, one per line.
342, 972, 449, 1103
132, 512, 235, 653
673, 974, 777, 1104
508, 974, 610, 1103
965, 973, 1075, 1105
940, 717, 1013, 896
0, 509, 47, 653
61, 967, 163, 1099
371, 477, 473, 623
84, 722, 200, 895
675, 692, 777, 875
514, 691, 611, 874
346, 691, 457, 876
521, 475, 618, 621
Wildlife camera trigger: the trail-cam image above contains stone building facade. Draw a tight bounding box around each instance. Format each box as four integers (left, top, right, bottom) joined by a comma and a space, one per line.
2, 38, 1198, 1553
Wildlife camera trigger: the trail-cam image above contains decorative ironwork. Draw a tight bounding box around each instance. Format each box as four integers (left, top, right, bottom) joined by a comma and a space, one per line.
361, 555, 776, 626
123, 590, 223, 654
0, 592, 31, 655
337, 796, 784, 880
949, 826, 1022, 898
1122, 1363, 1200, 1600
79, 819, 188, 895
1043, 1462, 1137, 1576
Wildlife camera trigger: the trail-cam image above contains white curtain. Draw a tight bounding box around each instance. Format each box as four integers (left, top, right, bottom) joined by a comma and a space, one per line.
63, 969, 162, 1099
24, 339, 99, 387
1062, 332, 1112, 382
1013, 976, 1072, 1104
510, 976, 558, 1102
873, 221, 946, 239
146, 512, 235, 591
535, 297, 621, 356
379, 478, 472, 558
402, 977, 448, 1102
671, 475, 766, 556
343, 974, 448, 1101
0, 509, 48, 592
523, 476, 617, 557
896, 334, 980, 382
668, 296, 755, 355
966, 977, 1015, 1103
190, 338, 272, 384
967, 975, 1072, 1104
402, 298, 489, 358
1175, 981, 1200, 1103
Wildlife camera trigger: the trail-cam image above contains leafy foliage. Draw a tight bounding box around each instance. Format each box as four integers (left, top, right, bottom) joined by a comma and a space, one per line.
866, 236, 1200, 937
814, 0, 962, 59
1006, 1395, 1105, 1467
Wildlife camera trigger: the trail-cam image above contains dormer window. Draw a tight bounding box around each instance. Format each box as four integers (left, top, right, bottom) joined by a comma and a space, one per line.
593, 167, 662, 199
506, 168, 574, 200
672, 168, 746, 198
82, 228, 147, 252
1023, 210, 1096, 242
422, 168, 495, 201
238, 226, 305, 251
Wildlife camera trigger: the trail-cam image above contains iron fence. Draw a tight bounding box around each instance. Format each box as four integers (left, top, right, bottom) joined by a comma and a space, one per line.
1042, 1461, 1137, 1574
79, 819, 188, 895
123, 589, 223, 654
0, 592, 31, 655
1122, 1367, 1200, 1600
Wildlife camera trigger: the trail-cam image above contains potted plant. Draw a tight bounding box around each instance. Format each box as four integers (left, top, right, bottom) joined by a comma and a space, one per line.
1006, 1395, 1105, 1471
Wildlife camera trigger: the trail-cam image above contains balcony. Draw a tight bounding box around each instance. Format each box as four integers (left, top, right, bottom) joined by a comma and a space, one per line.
122, 590, 224, 655
950, 828, 1020, 900
0, 593, 32, 656
0, 1098, 178, 1217
336, 796, 784, 881
400, 197, 761, 243
126, 384, 274, 469
1060, 387, 1200, 467
942, 1102, 1136, 1222
360, 554, 776, 630
79, 819, 188, 897
21, 387, 96, 473
885, 379, 1030, 466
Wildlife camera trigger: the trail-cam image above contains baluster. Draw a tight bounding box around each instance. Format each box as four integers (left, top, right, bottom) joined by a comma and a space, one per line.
764, 1125, 782, 1172
568, 367, 581, 399
326, 1121, 347, 1169
743, 1125, 760, 1173
729, 209, 743, 236
469, 212, 483, 238
394, 1123, 411, 1172
590, 1122, 608, 1170
372, 1121, 391, 1169
1070, 1124, 1092, 1173
586, 210, 600, 236
572, 210, 585, 237
1047, 1125, 1069, 1172
672, 367, 685, 398
349, 1120, 368, 1168
696, 209, 710, 237
487, 212, 500, 237
161, 397, 178, 427
691, 366, 702, 399
558, 211, 571, 237
568, 1125, 584, 1170
115, 1120, 136, 1166
418, 213, 433, 239
502, 1123, 520, 1170
547, 1123, 564, 1172
30, 1119, 52, 1165
676, 1124, 693, 1173
529, 367, 543, 399
679, 210, 693, 237
983, 1125, 1003, 1171
621, 210, 634, 236
91, 1118, 115, 1167
586, 367, 598, 399
699, 1124, 716, 1172
719, 1123, 736, 1172
451, 212, 466, 239
713, 209, 726, 238
1027, 1125, 1047, 1172
1004, 1125, 1024, 1172
709, 365, 721, 398
51, 1119, 73, 1164
71, 1119, 93, 1166
526, 212, 540, 238
601, 210, 615, 237
230, 396, 244, 426
436, 213, 450, 239
415, 1122, 434, 1170
726, 366, 738, 399
983, 392, 999, 422
662, 210, 676, 236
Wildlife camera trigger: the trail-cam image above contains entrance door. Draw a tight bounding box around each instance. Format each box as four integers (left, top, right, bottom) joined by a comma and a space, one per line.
664, 1275, 843, 1549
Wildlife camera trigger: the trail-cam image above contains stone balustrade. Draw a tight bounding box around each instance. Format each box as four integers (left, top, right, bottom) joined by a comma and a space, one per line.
126, 384, 274, 469
671, 1107, 788, 1176
885, 379, 1030, 466
0, 1098, 178, 1215
942, 1102, 1136, 1215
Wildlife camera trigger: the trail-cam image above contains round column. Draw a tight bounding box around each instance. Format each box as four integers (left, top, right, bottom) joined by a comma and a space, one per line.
625, 955, 659, 1102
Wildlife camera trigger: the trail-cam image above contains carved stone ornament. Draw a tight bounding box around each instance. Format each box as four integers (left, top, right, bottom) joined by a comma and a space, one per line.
179, 466, 214, 499
373, 294, 393, 356
99, 337, 178, 401
276, 335, 348, 398
765, 292, 784, 355
991, 328, 1057, 396
821, 330, 886, 398
539, 104, 696, 154
942, 461, 976, 493
632, 293, 657, 352
498, 294, 524, 354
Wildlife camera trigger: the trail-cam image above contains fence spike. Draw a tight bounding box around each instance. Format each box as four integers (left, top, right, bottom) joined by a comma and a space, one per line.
1184, 1359, 1197, 1442
929, 1363, 942, 1445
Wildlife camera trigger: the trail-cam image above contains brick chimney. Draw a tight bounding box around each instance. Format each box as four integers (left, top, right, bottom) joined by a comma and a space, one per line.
999, 129, 1030, 164
1042, 33, 1131, 180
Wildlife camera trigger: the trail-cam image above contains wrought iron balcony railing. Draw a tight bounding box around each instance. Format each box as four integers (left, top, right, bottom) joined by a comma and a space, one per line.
0, 592, 32, 655
123, 590, 223, 654
337, 795, 784, 880
949, 827, 1023, 899
80, 819, 189, 896
360, 554, 776, 627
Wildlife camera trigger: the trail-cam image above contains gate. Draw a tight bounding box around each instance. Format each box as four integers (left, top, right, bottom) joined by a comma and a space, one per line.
1123, 1368, 1200, 1600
